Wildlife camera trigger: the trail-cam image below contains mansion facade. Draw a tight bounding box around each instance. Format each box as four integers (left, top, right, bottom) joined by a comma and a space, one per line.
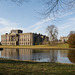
1, 30, 49, 45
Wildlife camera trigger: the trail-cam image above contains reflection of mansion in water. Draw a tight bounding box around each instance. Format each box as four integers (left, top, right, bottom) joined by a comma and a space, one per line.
1, 49, 58, 62
1, 29, 49, 45
1, 48, 33, 60
0, 49, 74, 63
1, 49, 73, 63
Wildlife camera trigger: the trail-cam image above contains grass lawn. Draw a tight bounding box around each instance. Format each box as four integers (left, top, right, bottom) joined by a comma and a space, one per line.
0, 58, 75, 75
0, 43, 69, 49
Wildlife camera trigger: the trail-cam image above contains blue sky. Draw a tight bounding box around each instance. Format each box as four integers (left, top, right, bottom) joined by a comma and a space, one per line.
0, 0, 75, 41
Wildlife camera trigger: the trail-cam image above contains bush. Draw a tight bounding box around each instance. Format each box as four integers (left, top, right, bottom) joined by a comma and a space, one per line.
68, 34, 75, 48
35, 42, 38, 45
69, 45, 75, 48
39, 42, 42, 45
48, 41, 51, 45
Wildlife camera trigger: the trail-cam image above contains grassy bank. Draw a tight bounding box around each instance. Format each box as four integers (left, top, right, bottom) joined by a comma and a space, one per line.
0, 43, 69, 49
0, 58, 75, 75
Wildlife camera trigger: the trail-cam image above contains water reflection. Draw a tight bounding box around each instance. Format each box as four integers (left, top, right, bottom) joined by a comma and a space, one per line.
49, 50, 58, 62
0, 48, 75, 64
32, 50, 58, 62
68, 50, 75, 63
1, 48, 33, 60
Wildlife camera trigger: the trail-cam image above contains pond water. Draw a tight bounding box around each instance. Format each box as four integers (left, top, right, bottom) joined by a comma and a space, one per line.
0, 48, 75, 64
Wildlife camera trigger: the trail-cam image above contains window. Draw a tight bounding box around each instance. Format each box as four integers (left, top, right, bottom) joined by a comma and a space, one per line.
24, 43, 25, 45
26, 43, 27, 45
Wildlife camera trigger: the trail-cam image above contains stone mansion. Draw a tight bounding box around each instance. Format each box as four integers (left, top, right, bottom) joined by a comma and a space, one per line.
1, 29, 49, 45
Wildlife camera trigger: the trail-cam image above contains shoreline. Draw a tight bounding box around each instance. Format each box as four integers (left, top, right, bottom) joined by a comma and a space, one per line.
0, 58, 73, 64
0, 44, 75, 50
0, 47, 75, 50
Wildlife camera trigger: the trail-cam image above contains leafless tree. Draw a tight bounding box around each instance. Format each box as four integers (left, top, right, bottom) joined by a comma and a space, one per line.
46, 25, 58, 45
0, 0, 75, 17
68, 31, 75, 37
42, 0, 75, 17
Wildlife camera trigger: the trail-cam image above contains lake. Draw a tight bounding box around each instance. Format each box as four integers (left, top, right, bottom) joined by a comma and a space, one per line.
0, 48, 75, 64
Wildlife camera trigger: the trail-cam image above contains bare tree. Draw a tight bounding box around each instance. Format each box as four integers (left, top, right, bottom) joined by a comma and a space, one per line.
46, 25, 58, 45
0, 0, 75, 16
68, 31, 75, 37
42, 0, 75, 17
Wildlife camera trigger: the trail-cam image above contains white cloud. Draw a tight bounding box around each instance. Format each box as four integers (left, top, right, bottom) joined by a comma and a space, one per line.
24, 17, 54, 32
58, 17, 75, 30
58, 12, 74, 19
0, 18, 19, 27
25, 12, 75, 33
0, 18, 22, 41
58, 16, 75, 39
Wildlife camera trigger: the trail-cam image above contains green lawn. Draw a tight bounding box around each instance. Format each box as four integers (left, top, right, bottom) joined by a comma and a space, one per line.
0, 58, 75, 75
0, 43, 69, 49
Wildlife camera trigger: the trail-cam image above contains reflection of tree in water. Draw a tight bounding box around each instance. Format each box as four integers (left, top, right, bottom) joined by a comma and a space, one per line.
49, 50, 58, 62
32, 50, 50, 61
68, 50, 75, 63
32, 50, 58, 62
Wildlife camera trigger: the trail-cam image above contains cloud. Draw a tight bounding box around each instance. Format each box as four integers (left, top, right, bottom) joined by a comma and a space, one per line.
24, 12, 75, 33
58, 17, 75, 30
24, 17, 54, 32
0, 18, 22, 37
58, 12, 74, 19
0, 18, 19, 27
57, 17, 75, 39
0, 18, 23, 41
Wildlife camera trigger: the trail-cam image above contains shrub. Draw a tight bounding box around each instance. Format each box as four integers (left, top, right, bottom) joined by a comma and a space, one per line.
39, 42, 42, 45
69, 45, 75, 48
68, 34, 75, 48
48, 41, 51, 45
35, 42, 38, 45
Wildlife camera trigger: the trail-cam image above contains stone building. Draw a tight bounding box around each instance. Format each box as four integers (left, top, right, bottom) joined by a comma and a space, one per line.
60, 37, 68, 43
1, 29, 49, 45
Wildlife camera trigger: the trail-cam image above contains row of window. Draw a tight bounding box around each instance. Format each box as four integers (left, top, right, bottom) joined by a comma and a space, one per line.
1, 40, 7, 42
2, 43, 31, 45
2, 35, 30, 39
20, 35, 30, 37
19, 43, 30, 45
1, 37, 6, 38
2, 43, 15, 45
19, 39, 30, 41
2, 39, 30, 41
